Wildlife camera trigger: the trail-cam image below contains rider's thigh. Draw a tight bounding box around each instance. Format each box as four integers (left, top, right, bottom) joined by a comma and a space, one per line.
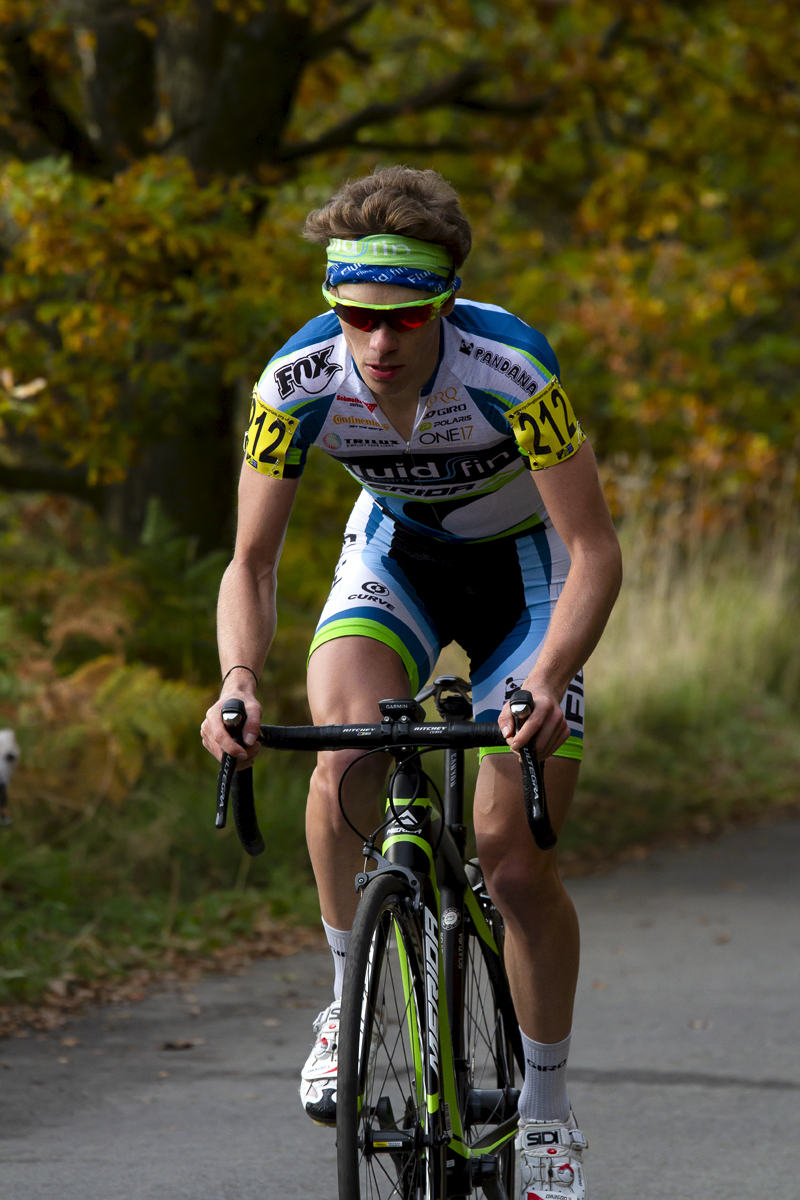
473, 752, 580, 876
307, 637, 412, 802
307, 635, 412, 723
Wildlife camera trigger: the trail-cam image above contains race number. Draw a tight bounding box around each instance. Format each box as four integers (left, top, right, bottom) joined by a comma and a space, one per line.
504, 377, 585, 471
243, 389, 299, 479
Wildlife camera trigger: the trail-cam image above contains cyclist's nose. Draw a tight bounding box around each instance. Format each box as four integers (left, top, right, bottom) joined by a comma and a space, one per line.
369, 322, 399, 354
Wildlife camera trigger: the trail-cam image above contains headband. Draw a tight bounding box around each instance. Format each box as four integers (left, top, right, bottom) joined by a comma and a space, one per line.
325, 233, 461, 296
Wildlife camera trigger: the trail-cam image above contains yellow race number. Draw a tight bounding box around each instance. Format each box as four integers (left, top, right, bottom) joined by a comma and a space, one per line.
504, 378, 585, 471
243, 390, 299, 479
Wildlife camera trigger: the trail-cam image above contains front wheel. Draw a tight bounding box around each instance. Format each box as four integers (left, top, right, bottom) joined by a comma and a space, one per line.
462, 876, 520, 1197
337, 873, 446, 1200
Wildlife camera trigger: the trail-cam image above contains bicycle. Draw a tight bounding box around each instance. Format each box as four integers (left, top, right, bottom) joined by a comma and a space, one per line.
215, 674, 557, 1200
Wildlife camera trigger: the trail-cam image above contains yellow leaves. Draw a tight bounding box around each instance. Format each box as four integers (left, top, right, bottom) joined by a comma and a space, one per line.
26, 656, 209, 805
134, 17, 158, 37
729, 280, 756, 315
216, 0, 267, 22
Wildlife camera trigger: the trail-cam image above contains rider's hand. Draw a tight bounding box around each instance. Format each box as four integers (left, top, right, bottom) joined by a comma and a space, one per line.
498, 683, 569, 760
201, 682, 263, 769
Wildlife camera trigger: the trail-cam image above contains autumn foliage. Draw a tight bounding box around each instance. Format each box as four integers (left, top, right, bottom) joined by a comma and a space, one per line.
0, 0, 796, 533
1, 2, 799, 1005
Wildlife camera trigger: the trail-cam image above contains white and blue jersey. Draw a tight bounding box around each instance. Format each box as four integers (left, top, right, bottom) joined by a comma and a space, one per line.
246, 299, 584, 544
245, 299, 586, 758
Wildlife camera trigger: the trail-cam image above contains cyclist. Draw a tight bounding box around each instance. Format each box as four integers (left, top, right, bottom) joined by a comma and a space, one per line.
201, 166, 621, 1200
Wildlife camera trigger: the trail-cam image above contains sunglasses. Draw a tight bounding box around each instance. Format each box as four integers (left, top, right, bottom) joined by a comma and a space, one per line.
322, 285, 453, 333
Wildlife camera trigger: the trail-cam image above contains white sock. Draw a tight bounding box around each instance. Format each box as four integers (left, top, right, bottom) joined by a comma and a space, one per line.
322, 918, 351, 1002
517, 1028, 571, 1123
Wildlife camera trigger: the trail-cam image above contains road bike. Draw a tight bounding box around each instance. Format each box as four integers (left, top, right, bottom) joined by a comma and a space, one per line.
215, 675, 556, 1199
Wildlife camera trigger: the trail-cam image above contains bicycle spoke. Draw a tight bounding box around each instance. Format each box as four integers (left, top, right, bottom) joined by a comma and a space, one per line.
351, 899, 428, 1199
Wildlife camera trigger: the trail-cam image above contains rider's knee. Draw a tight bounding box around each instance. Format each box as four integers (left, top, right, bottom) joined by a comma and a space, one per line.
309, 751, 386, 832
479, 840, 560, 917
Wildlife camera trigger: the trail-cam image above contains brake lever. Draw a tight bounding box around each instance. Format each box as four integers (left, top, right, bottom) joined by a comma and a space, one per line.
508, 689, 557, 851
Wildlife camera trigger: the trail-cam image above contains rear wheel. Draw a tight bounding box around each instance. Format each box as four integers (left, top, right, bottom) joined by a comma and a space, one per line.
337, 872, 446, 1199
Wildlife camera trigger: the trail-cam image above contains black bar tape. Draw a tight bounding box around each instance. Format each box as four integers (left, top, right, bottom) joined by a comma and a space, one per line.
258, 721, 507, 751
519, 745, 557, 851
214, 696, 265, 855
231, 767, 265, 857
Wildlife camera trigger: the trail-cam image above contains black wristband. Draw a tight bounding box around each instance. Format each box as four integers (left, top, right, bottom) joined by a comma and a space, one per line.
221, 664, 259, 688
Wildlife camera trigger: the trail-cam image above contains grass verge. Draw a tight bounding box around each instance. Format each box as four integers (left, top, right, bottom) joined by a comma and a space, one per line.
2, 499, 800, 1020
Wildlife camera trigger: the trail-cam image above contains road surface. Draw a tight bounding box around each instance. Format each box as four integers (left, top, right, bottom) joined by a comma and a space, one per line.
1, 819, 799, 1198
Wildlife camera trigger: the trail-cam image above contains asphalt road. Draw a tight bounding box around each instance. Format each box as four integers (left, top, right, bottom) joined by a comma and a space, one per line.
1, 819, 799, 1199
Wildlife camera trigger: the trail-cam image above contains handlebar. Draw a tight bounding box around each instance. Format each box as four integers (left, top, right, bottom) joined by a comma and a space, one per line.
508, 689, 557, 851
214, 697, 557, 856
214, 698, 265, 856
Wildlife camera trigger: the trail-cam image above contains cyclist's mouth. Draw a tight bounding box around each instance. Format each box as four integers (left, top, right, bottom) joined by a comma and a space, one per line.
366, 363, 403, 382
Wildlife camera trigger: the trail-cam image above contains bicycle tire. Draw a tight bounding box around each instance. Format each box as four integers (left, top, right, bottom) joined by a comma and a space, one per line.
337, 872, 446, 1200
463, 878, 518, 1197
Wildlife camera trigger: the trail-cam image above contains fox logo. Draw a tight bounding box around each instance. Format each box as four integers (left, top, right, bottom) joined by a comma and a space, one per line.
275, 347, 342, 399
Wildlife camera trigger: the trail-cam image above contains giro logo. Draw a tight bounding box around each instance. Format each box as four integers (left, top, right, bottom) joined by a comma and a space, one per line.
362, 581, 389, 595
274, 347, 342, 399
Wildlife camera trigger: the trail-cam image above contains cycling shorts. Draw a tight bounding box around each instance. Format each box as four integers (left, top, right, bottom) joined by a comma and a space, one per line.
308, 492, 584, 761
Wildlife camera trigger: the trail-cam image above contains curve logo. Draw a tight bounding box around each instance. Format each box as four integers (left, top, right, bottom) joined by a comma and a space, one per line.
322, 432, 342, 449
362, 581, 389, 595
274, 347, 342, 399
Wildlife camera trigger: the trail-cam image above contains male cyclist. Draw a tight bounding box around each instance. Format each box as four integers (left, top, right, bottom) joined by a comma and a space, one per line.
202, 166, 621, 1200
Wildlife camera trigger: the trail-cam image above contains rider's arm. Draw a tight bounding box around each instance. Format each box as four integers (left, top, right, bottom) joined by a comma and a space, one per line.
501, 440, 622, 758
201, 463, 300, 764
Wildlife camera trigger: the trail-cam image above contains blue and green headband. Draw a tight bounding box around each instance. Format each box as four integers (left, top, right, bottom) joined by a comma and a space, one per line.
324, 233, 461, 296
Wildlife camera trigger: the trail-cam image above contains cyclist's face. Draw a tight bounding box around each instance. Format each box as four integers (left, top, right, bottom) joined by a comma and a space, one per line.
333, 282, 455, 401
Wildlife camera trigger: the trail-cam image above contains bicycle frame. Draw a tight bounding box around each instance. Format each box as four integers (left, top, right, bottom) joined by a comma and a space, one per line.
215, 676, 557, 1198
355, 700, 524, 1197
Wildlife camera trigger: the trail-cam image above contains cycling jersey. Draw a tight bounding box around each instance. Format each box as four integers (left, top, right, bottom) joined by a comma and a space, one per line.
247, 298, 587, 760
247, 299, 584, 544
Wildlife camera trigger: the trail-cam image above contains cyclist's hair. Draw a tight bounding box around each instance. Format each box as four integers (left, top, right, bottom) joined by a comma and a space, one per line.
304, 166, 472, 268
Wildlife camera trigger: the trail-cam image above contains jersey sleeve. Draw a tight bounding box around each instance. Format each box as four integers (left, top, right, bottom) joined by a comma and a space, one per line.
243, 385, 305, 480
504, 377, 585, 471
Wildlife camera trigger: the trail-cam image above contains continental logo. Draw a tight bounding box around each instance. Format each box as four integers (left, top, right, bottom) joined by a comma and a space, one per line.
332, 414, 390, 430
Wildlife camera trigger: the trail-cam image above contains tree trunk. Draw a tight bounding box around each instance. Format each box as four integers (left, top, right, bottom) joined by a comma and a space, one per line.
102, 378, 239, 552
